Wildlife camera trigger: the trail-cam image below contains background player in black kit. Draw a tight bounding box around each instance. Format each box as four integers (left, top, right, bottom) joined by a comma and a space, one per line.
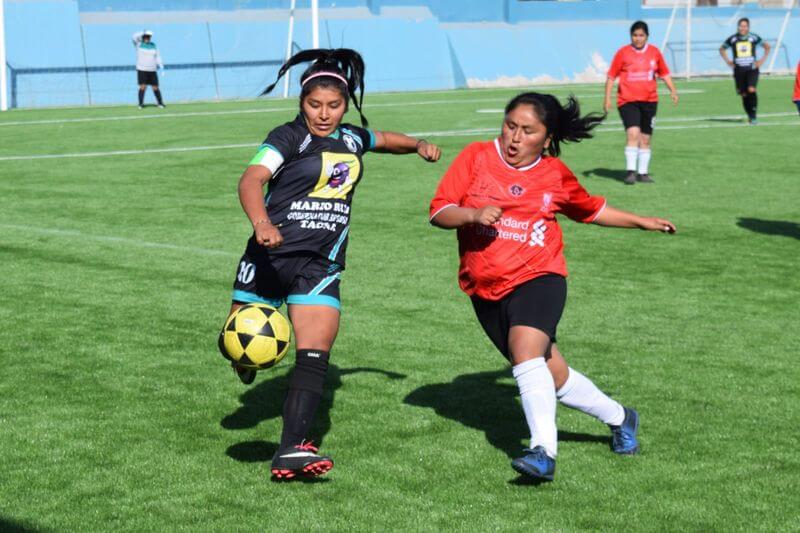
220, 48, 441, 480
719, 18, 771, 124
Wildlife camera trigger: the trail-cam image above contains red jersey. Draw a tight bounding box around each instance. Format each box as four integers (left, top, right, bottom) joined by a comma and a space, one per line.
793, 61, 800, 101
429, 140, 606, 301
607, 44, 670, 107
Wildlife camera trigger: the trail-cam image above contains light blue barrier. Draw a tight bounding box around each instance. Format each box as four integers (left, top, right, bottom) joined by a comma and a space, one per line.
4, 0, 799, 108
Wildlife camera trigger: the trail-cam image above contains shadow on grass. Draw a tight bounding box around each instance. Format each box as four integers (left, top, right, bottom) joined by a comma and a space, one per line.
582, 168, 628, 183
0, 517, 40, 532
404, 369, 608, 460
737, 217, 800, 240
707, 117, 745, 123
223, 364, 405, 462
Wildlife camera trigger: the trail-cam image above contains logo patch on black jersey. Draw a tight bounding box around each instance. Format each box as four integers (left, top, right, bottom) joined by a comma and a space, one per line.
342, 134, 358, 153
308, 152, 361, 199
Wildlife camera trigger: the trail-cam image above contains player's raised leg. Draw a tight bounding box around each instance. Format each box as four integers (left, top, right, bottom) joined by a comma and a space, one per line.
270, 304, 338, 480
547, 346, 640, 454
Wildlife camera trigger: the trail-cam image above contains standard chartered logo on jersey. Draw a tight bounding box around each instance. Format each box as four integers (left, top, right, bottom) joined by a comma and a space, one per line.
528, 220, 547, 247
473, 216, 547, 247
308, 152, 361, 199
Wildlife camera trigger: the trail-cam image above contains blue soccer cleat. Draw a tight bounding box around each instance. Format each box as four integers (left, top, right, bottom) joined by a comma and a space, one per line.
610, 407, 640, 455
511, 446, 556, 481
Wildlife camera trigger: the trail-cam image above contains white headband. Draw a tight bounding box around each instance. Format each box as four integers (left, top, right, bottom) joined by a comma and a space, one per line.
301, 71, 348, 87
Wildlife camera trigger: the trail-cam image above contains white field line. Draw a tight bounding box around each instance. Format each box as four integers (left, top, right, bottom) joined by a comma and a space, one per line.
0, 89, 705, 128
1, 117, 797, 162
0, 223, 237, 257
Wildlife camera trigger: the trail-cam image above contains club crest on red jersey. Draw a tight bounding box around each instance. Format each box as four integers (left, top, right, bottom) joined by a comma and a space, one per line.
509, 184, 524, 197
540, 192, 553, 213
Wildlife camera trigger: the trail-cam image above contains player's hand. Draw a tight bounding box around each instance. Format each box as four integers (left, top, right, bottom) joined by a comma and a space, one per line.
472, 206, 503, 226
639, 217, 676, 234
755, 59, 764, 69
670, 91, 679, 106
254, 220, 283, 248
417, 140, 441, 162
603, 98, 612, 114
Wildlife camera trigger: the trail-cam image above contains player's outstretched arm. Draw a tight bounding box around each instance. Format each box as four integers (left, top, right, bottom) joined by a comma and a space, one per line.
662, 75, 679, 105
603, 77, 615, 113
757, 41, 771, 68
372, 131, 441, 162
593, 205, 676, 233
719, 46, 734, 68
430, 205, 502, 229
238, 165, 283, 248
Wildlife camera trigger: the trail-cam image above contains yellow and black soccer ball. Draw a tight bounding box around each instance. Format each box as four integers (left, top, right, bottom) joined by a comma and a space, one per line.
219, 304, 291, 369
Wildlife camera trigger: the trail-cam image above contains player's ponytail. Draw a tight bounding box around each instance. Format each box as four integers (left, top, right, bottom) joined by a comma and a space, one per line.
261, 48, 369, 126
504, 92, 605, 157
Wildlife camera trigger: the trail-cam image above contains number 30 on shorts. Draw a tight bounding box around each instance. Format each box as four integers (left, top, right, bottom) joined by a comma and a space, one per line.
237, 261, 255, 284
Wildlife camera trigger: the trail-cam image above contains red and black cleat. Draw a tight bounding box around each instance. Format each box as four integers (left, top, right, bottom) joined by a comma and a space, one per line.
271, 441, 333, 480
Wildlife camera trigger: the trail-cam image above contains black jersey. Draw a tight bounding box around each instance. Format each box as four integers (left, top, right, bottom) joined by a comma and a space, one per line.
248, 114, 376, 267
723, 33, 763, 69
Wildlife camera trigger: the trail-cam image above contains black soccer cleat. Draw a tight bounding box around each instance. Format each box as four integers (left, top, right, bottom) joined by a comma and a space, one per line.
624, 170, 637, 185
637, 173, 654, 183
271, 441, 333, 480
232, 362, 256, 385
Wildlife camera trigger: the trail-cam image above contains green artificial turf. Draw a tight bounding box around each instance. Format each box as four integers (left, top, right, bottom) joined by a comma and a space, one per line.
0, 78, 798, 531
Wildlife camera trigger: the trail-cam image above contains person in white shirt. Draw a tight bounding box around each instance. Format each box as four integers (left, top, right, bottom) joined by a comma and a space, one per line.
132, 30, 165, 108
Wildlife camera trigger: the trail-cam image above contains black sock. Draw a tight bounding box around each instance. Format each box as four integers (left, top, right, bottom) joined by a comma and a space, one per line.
279, 350, 330, 449
138, 89, 144, 106
750, 92, 757, 119
153, 89, 164, 105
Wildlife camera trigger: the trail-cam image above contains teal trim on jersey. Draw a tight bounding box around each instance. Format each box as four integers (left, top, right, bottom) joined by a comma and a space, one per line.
329, 129, 340, 140
232, 290, 282, 307
367, 128, 376, 150
286, 294, 341, 310
309, 272, 342, 296
264, 193, 272, 207
139, 42, 157, 50
328, 226, 349, 261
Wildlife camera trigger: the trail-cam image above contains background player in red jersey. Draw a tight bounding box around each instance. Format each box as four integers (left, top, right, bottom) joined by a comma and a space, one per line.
793, 60, 800, 115
605, 21, 678, 185
429, 92, 675, 482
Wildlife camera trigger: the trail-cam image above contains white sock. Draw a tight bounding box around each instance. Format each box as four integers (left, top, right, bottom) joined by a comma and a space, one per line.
625, 146, 638, 171
513, 357, 557, 458
637, 148, 652, 175
556, 368, 625, 426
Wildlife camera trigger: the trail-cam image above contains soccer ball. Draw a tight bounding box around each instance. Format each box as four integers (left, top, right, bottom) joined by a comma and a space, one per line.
219, 304, 291, 369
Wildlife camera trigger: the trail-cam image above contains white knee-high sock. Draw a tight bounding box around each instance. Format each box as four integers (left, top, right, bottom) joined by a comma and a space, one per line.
556, 368, 625, 426
637, 148, 652, 175
625, 146, 638, 171
513, 357, 557, 458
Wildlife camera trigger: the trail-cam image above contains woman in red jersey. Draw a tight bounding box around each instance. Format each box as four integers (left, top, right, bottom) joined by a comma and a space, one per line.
793, 60, 800, 115
604, 21, 678, 185
429, 92, 675, 482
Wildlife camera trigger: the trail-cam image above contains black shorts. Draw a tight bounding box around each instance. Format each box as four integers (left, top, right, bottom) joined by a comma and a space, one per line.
618, 101, 658, 135
470, 274, 567, 360
231, 237, 343, 310
733, 67, 759, 94
137, 70, 159, 86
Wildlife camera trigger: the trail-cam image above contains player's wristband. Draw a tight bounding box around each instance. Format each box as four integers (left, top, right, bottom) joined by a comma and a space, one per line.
253, 219, 270, 227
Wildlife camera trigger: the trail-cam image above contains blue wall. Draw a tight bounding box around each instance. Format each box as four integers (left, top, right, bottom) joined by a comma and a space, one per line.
4, 0, 800, 108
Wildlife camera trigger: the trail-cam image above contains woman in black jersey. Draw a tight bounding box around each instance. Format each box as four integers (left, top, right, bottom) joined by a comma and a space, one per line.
220, 49, 441, 480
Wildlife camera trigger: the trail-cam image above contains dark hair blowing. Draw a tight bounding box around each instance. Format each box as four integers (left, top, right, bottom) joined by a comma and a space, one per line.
738, 17, 750, 26
630, 20, 649, 36
504, 92, 605, 157
261, 48, 368, 126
